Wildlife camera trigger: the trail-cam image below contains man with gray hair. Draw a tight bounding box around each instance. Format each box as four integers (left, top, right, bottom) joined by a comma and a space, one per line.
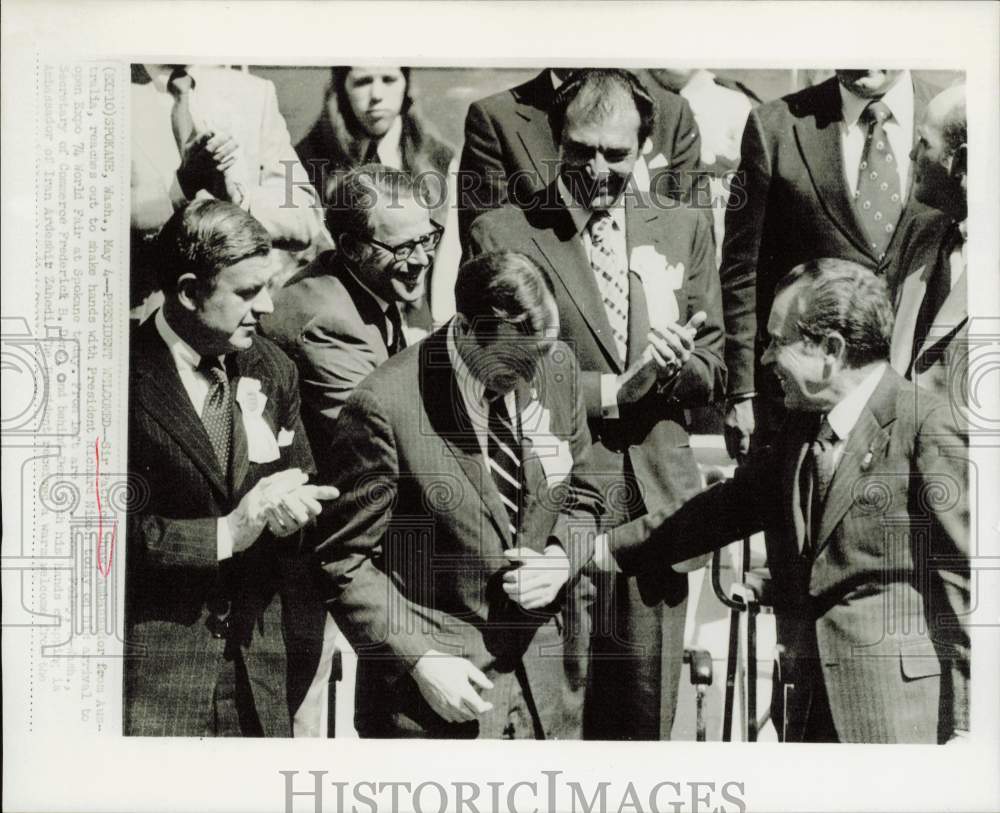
890, 84, 968, 402
595, 258, 970, 743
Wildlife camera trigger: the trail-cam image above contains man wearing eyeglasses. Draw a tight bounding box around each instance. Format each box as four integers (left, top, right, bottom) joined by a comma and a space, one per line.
263, 164, 443, 470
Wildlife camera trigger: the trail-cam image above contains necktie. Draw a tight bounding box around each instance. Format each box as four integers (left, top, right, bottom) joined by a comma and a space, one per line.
486, 391, 522, 543
385, 302, 407, 356
800, 418, 838, 555
854, 100, 903, 261
588, 211, 629, 365
167, 67, 196, 154
363, 138, 380, 164
198, 357, 232, 474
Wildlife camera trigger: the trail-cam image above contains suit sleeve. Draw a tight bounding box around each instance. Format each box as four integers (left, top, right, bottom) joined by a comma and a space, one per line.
915, 400, 970, 732
608, 442, 777, 591
719, 108, 772, 398
546, 347, 604, 580
458, 102, 508, 249
656, 208, 727, 407
247, 79, 329, 250
312, 388, 437, 679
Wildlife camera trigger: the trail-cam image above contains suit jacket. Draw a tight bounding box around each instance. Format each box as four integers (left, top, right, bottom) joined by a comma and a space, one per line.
458, 69, 702, 246
721, 75, 935, 400
261, 253, 393, 468
470, 186, 726, 531
611, 368, 970, 743
889, 210, 968, 403
314, 326, 603, 738
125, 317, 318, 736
130, 66, 328, 305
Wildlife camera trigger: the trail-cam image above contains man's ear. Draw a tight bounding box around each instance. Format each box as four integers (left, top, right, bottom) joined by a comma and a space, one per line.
175, 273, 202, 312
338, 233, 364, 263
822, 331, 847, 364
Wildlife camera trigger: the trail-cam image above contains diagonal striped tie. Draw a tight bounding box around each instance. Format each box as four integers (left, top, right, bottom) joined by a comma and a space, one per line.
588, 210, 629, 365
486, 391, 522, 542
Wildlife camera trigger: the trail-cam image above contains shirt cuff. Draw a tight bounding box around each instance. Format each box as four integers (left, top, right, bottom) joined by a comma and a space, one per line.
216, 517, 234, 561
600, 374, 621, 419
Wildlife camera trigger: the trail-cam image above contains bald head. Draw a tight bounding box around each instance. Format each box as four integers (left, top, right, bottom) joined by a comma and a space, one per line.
911, 84, 966, 216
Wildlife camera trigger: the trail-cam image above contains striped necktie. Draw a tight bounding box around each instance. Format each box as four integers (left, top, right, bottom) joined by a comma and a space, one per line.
486, 390, 522, 543
588, 210, 630, 365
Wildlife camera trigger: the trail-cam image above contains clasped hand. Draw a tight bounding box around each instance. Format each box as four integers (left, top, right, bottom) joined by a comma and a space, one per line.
502, 545, 570, 610
617, 311, 706, 405
177, 130, 242, 202
226, 468, 339, 553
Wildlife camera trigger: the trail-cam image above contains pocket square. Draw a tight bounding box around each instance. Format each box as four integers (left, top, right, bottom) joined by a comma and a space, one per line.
277, 428, 295, 448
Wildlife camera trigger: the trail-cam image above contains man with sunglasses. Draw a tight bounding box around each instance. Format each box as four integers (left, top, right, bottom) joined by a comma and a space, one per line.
264, 163, 443, 469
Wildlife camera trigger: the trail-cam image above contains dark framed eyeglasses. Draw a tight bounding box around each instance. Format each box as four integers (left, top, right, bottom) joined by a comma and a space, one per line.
362, 221, 444, 262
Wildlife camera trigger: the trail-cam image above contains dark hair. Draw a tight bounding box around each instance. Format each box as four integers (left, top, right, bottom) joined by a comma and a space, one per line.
454, 252, 556, 340
330, 67, 413, 136
155, 199, 271, 294
776, 258, 894, 368
549, 69, 656, 150
324, 163, 422, 242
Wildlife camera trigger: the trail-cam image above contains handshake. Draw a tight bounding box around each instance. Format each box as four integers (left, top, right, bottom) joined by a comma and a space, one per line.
226, 468, 339, 554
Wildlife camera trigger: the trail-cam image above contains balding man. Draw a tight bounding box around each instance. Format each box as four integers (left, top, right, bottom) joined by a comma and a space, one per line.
889, 85, 968, 403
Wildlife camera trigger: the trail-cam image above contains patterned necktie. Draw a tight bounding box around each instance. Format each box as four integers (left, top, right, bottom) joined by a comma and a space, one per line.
486, 391, 522, 543
198, 356, 232, 474
167, 67, 196, 154
800, 418, 838, 554
385, 302, 407, 357
854, 100, 903, 261
588, 211, 630, 365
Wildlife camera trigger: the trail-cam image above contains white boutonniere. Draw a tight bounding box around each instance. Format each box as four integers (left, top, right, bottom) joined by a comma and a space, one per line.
235, 377, 281, 463
629, 245, 684, 328
519, 394, 573, 487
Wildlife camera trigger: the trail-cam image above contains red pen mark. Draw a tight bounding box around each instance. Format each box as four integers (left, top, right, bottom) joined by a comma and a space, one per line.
95, 437, 117, 577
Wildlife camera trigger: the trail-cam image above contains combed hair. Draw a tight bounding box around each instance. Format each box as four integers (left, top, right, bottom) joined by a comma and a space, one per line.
776, 258, 894, 368
942, 97, 967, 156
549, 68, 656, 150
155, 198, 271, 293
454, 252, 556, 339
324, 163, 422, 242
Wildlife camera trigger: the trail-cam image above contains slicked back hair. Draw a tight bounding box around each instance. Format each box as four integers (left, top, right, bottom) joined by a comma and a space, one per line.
155, 198, 271, 294
776, 258, 894, 369
549, 68, 656, 150
324, 163, 422, 243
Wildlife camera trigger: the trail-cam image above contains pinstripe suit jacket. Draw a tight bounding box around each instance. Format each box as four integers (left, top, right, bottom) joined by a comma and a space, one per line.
125, 316, 318, 736
611, 368, 970, 742
313, 325, 604, 738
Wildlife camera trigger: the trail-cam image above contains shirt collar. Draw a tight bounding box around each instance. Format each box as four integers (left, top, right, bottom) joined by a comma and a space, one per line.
825, 362, 887, 440
839, 71, 914, 132
372, 115, 404, 169
556, 176, 627, 238
346, 268, 390, 313
144, 64, 198, 94
154, 306, 221, 372
957, 219, 968, 242
550, 69, 564, 92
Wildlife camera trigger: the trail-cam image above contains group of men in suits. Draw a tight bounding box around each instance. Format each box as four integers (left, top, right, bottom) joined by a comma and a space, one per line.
126, 66, 970, 743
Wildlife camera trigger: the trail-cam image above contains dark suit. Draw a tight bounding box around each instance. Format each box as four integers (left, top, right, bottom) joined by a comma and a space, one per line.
721, 75, 934, 414
314, 327, 603, 738
125, 317, 320, 736
889, 210, 968, 403
469, 187, 726, 739
261, 253, 394, 470
458, 69, 702, 246
611, 368, 970, 742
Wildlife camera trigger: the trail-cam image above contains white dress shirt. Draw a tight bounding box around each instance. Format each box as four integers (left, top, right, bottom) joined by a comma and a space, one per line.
154, 308, 235, 560
823, 362, 888, 471
446, 319, 519, 458
556, 178, 630, 419
839, 72, 914, 197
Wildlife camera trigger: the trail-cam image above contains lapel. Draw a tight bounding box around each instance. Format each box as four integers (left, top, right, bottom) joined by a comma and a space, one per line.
419, 330, 512, 548
890, 262, 930, 372
530, 188, 623, 370
132, 318, 229, 500
792, 78, 875, 261
624, 196, 668, 366
915, 269, 967, 362
334, 259, 392, 352
814, 368, 898, 553
512, 71, 559, 185
229, 343, 272, 496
